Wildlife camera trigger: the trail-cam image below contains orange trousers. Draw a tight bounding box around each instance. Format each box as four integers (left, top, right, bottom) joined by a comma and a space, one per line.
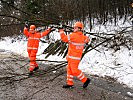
28, 49, 38, 71
66, 59, 87, 85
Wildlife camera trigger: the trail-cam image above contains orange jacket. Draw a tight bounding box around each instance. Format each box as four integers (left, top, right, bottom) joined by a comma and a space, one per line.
60, 31, 90, 60
23, 27, 51, 50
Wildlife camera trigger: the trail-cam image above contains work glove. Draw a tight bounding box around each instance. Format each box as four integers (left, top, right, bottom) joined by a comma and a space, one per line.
50, 26, 54, 29
58, 28, 64, 32
58, 25, 63, 30
48, 26, 56, 32
57, 24, 64, 32
25, 21, 29, 28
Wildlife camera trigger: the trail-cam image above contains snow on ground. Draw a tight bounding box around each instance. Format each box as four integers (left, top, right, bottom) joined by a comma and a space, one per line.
0, 18, 133, 89
79, 47, 133, 88
0, 34, 65, 62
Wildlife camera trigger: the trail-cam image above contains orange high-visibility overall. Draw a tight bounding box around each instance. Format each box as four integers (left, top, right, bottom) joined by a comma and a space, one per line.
60, 31, 90, 85
23, 27, 51, 71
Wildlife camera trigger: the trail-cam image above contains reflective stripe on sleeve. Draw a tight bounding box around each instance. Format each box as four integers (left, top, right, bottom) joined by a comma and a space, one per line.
67, 35, 70, 42
40, 32, 43, 37
59, 31, 64, 34
85, 38, 88, 43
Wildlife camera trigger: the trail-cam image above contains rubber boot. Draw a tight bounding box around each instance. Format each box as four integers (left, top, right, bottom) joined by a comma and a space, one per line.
28, 71, 33, 77
33, 67, 39, 71
83, 78, 91, 88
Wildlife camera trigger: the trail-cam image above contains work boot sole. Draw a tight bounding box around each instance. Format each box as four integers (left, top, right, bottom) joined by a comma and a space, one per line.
62, 85, 74, 89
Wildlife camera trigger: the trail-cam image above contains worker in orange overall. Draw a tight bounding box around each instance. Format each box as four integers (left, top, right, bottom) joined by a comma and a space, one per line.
23, 24, 52, 75
59, 22, 91, 88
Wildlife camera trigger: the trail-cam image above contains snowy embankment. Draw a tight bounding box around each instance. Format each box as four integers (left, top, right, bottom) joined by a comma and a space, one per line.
0, 19, 133, 89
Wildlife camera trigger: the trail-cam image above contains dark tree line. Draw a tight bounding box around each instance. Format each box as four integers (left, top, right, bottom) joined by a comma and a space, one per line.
0, 0, 132, 37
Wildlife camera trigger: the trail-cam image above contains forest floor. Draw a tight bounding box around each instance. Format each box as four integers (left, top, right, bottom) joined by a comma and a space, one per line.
0, 50, 133, 100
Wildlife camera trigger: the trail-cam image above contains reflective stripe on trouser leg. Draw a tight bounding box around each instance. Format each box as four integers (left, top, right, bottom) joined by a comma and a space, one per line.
77, 72, 87, 83
29, 64, 35, 71
30, 56, 36, 71
34, 62, 38, 67
69, 60, 87, 83
67, 74, 74, 85
29, 50, 38, 69
67, 64, 74, 85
